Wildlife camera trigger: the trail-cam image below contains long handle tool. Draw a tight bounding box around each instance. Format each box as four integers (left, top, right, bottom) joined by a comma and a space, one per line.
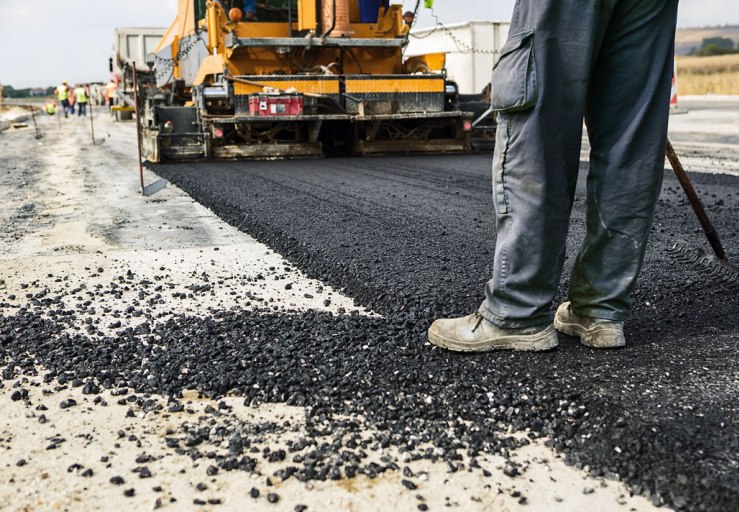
89, 95, 105, 145
28, 105, 42, 139
666, 138, 739, 282
133, 63, 167, 197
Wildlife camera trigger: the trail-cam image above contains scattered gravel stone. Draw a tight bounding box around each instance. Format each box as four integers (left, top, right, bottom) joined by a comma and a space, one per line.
59, 399, 77, 409
503, 464, 518, 478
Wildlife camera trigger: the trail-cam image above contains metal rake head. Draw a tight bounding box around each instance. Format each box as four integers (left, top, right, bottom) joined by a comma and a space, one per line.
669, 240, 739, 284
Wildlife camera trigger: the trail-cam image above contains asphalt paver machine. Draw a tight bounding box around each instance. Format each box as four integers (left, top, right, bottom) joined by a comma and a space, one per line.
142, 0, 471, 161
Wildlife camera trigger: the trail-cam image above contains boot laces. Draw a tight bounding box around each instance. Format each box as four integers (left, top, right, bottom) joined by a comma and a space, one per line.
471, 312, 484, 332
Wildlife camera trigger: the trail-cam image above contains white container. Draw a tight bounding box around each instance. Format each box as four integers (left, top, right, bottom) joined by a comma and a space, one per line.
114, 27, 168, 73
406, 21, 511, 95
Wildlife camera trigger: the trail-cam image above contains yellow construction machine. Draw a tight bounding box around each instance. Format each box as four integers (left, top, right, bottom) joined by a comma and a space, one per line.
141, 0, 471, 161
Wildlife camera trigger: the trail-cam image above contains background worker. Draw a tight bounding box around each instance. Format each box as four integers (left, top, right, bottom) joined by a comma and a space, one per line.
75, 84, 89, 117
428, 0, 679, 351
44, 100, 57, 116
243, 0, 257, 19
68, 86, 76, 116
105, 79, 118, 111
94, 83, 105, 107
55, 80, 70, 118
221, 0, 255, 20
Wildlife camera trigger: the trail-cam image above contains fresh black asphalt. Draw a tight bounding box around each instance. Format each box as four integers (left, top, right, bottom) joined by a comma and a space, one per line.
153, 155, 739, 510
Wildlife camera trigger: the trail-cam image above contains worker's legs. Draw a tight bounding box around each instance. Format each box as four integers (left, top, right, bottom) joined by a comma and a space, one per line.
479, 0, 615, 328
78, 103, 86, 117
568, 0, 679, 321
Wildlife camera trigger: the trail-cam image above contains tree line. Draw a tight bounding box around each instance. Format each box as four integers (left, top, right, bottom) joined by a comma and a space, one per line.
0, 85, 56, 98
690, 37, 739, 57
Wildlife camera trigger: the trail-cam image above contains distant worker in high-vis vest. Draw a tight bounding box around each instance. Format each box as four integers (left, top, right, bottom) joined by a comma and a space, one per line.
55, 80, 70, 118
75, 84, 89, 117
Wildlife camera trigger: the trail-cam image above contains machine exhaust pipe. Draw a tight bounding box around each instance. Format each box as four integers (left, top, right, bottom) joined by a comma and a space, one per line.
321, 0, 351, 37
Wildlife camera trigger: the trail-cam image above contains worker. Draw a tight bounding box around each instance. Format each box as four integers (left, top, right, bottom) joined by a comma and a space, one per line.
105, 79, 118, 111
55, 80, 70, 118
220, 0, 256, 20
95, 84, 105, 107
67, 86, 75, 116
243, 0, 257, 20
75, 84, 89, 117
44, 100, 56, 116
427, 0, 679, 351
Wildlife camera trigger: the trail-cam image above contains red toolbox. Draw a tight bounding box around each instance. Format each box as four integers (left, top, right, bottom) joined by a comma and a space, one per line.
248, 94, 304, 116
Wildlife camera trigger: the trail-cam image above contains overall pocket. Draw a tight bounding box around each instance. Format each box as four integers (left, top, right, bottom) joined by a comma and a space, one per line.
491, 29, 537, 114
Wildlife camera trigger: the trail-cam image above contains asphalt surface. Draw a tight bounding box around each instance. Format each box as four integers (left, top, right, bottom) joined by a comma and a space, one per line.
135, 154, 739, 511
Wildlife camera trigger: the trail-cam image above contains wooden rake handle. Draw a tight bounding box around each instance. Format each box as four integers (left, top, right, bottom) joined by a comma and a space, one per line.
665, 138, 727, 260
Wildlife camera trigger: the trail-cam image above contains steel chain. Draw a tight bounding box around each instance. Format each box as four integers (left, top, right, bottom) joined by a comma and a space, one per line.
409, 6, 499, 55
153, 34, 207, 81
153, 35, 206, 69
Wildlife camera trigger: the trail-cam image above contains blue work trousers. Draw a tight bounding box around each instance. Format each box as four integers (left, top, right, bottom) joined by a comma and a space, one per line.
480, 0, 679, 328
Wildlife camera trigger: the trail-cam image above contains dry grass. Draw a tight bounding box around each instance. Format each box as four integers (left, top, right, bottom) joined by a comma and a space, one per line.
676, 54, 739, 95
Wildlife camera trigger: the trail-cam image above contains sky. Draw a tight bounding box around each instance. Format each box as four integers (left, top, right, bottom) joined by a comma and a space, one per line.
1, 0, 737, 88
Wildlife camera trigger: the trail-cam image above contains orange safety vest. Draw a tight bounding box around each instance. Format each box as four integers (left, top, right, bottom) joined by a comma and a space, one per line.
105, 82, 118, 99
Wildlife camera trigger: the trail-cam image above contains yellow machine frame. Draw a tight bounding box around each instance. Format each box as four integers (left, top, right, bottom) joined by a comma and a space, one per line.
142, 0, 470, 161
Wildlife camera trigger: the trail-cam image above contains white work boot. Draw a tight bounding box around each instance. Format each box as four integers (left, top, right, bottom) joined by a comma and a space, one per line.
427, 312, 558, 352
554, 302, 626, 348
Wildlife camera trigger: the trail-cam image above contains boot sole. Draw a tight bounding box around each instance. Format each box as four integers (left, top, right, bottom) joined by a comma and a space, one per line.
428, 325, 559, 352
553, 317, 626, 348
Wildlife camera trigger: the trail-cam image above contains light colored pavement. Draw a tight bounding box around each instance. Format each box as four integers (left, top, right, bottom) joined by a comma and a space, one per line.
579, 96, 739, 176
